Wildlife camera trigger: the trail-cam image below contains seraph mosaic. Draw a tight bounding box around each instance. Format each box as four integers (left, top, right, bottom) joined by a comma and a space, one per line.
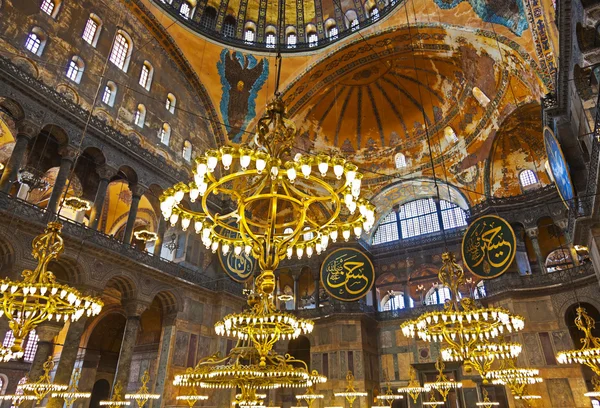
434, 0, 528, 36
217, 49, 269, 143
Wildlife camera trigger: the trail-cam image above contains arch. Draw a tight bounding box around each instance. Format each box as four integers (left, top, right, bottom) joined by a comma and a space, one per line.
472, 86, 490, 106
25, 27, 48, 56
82, 13, 102, 46
165, 93, 176, 113
0, 97, 25, 122
344, 10, 359, 29
306, 24, 318, 46
182, 140, 192, 161
244, 22, 256, 43
0, 233, 15, 276
324, 18, 338, 39
48, 256, 84, 284
139, 61, 154, 91
0, 373, 8, 394
381, 291, 414, 311
117, 165, 138, 185
179, 1, 195, 19
287, 335, 311, 369
444, 126, 458, 143
394, 152, 407, 169
134, 104, 146, 128
89, 379, 110, 408
102, 81, 117, 107
109, 30, 133, 72
159, 123, 171, 146
222, 15, 236, 37
519, 169, 538, 189
40, 0, 60, 18
151, 289, 183, 315
104, 275, 137, 300
200, 6, 217, 30
66, 55, 85, 84
286, 27, 297, 48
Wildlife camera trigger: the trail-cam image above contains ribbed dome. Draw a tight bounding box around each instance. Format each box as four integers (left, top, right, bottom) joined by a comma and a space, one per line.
154, 0, 405, 51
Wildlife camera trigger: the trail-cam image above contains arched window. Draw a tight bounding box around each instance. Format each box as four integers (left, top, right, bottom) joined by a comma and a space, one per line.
308, 32, 318, 47
345, 10, 359, 30
328, 26, 338, 39
425, 286, 452, 305
381, 291, 414, 311
244, 27, 255, 43
394, 152, 407, 169
200, 6, 217, 30
23, 330, 39, 362
134, 104, 146, 128
40, 0, 55, 16
472, 87, 490, 107
165, 93, 176, 113
182, 140, 192, 161
179, 2, 192, 19
110, 31, 132, 71
2, 330, 14, 348
473, 281, 486, 299
139, 61, 153, 91
12, 377, 27, 408
351, 19, 359, 30
370, 6, 380, 20
102, 81, 117, 107
444, 126, 458, 143
66, 56, 84, 83
82, 14, 102, 46
25, 28, 47, 56
222, 16, 236, 37
266, 30, 276, 48
372, 198, 468, 244
519, 169, 538, 188
287, 32, 297, 48
159, 123, 171, 146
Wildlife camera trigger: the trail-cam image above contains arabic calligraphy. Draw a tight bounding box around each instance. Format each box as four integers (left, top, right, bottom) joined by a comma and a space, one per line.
218, 222, 257, 282
321, 248, 374, 301
461, 215, 516, 279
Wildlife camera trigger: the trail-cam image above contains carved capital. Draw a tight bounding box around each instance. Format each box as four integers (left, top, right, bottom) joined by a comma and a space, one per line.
96, 165, 117, 181
129, 183, 147, 198
16, 119, 40, 140
122, 299, 149, 318
58, 145, 79, 162
526, 227, 539, 239
162, 312, 179, 327
555, 219, 568, 231
35, 321, 63, 342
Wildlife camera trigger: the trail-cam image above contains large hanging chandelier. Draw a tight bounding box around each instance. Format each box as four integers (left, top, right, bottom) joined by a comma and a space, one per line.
17, 357, 68, 401
295, 386, 324, 407
333, 372, 367, 407
423, 358, 462, 402
397, 367, 426, 403
175, 387, 209, 408
441, 340, 522, 380
125, 370, 161, 407
0, 222, 103, 354
475, 389, 500, 407
99, 382, 131, 407
486, 358, 542, 401
376, 383, 403, 407
556, 306, 600, 375
400, 252, 525, 375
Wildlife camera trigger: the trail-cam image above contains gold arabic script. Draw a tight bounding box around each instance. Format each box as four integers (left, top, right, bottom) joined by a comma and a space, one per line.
325, 253, 371, 296
464, 220, 513, 274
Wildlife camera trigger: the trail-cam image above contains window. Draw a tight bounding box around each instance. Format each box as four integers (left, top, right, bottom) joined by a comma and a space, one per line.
139, 61, 153, 90
159, 123, 171, 145
308, 33, 318, 47
444, 126, 458, 143
25, 28, 46, 56
134, 104, 146, 128
183, 140, 192, 161
165, 93, 176, 113
222, 16, 236, 37
102, 81, 117, 106
473, 281, 486, 299
370, 7, 380, 20
82, 15, 101, 46
65, 56, 84, 83
109, 32, 131, 71
244, 28, 255, 43
180, 2, 191, 19
287, 33, 297, 48
592, 400, 600, 408
266, 33, 276, 48
328, 26, 338, 40
2, 330, 14, 349
519, 169, 538, 188
382, 291, 414, 311
345, 10, 359, 30
40, 0, 55, 16
351, 19, 359, 30
23, 330, 39, 362
472, 87, 490, 107
372, 198, 467, 244
200, 7, 217, 30
425, 286, 452, 305
12, 377, 27, 408
395, 152, 407, 169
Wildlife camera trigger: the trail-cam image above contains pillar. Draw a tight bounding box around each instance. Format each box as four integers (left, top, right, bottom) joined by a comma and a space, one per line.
150, 313, 178, 408
293, 273, 300, 310
0, 120, 38, 193
526, 228, 546, 274
153, 217, 166, 258
89, 166, 115, 230
46, 146, 78, 214
45, 318, 88, 408
123, 184, 146, 245
113, 300, 147, 391
403, 283, 410, 309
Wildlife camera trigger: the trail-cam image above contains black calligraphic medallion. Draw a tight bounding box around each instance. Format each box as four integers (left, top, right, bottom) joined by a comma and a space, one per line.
320, 247, 374, 302
217, 222, 257, 282
461, 215, 516, 279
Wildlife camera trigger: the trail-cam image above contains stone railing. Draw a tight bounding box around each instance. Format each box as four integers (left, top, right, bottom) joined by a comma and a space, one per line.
0, 192, 244, 295
470, 185, 558, 217
295, 301, 375, 319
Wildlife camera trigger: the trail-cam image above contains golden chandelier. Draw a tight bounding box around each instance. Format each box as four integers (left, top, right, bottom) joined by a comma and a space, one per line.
556, 306, 600, 375
441, 340, 522, 380
51, 368, 91, 408
125, 370, 161, 407
99, 382, 131, 407
486, 358, 542, 401
397, 367, 426, 403
0, 222, 103, 354
17, 357, 68, 401
295, 385, 324, 407
333, 371, 367, 407
400, 252, 525, 378
475, 389, 499, 408
175, 387, 209, 408
423, 358, 462, 402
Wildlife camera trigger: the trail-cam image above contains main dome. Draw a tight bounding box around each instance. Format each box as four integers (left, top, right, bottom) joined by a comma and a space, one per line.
152, 0, 404, 52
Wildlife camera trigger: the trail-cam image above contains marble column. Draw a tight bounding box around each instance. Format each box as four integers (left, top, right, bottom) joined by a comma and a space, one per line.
113, 300, 147, 392
0, 120, 38, 193
311, 269, 320, 309
89, 166, 115, 230
123, 184, 146, 245
150, 313, 178, 408
526, 228, 546, 274
293, 274, 300, 310
45, 317, 88, 408
153, 217, 166, 257
403, 283, 411, 309
46, 146, 78, 214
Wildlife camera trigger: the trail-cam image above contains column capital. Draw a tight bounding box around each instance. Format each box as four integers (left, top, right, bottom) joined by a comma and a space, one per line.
525, 227, 539, 239
122, 299, 149, 318
128, 183, 147, 198
96, 165, 117, 181
35, 321, 63, 342
162, 312, 180, 327
58, 145, 79, 162
16, 119, 40, 140
555, 219, 568, 231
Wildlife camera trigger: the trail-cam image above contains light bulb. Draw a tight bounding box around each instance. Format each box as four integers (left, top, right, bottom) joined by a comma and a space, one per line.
169, 213, 179, 226
199, 182, 208, 196
207, 155, 218, 171
287, 247, 293, 259
333, 164, 344, 179
297, 246, 304, 259
211, 241, 219, 252
222, 153, 233, 169
321, 234, 329, 249
287, 166, 297, 182
196, 161, 208, 176
301, 163, 311, 178
306, 246, 313, 258
174, 190, 185, 203
318, 161, 328, 176
195, 221, 203, 233
342, 229, 351, 241
330, 229, 338, 242
202, 227, 211, 240
234, 245, 242, 256
222, 244, 230, 255
354, 225, 362, 237
240, 154, 251, 169
256, 158, 266, 173
181, 217, 191, 231
189, 188, 200, 202
245, 245, 252, 255
271, 166, 279, 179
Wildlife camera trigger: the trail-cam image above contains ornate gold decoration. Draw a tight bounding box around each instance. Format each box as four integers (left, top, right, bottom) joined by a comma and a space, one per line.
125, 370, 160, 407
401, 252, 525, 381
475, 389, 500, 407
584, 375, 600, 398
17, 357, 68, 401
63, 197, 91, 212
175, 387, 209, 407
375, 381, 403, 407
486, 358, 542, 399
0, 394, 37, 406
51, 368, 91, 407
442, 341, 522, 380
99, 382, 131, 407
333, 372, 367, 407
423, 358, 462, 402
0, 222, 103, 354
296, 385, 324, 407
133, 230, 158, 242
556, 306, 600, 375
397, 367, 425, 403
422, 391, 444, 406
